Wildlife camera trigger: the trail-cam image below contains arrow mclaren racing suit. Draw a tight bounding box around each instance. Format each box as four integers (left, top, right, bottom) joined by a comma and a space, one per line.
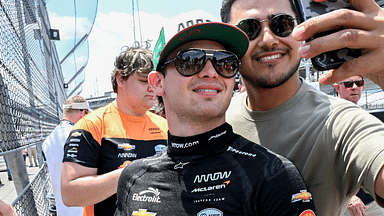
115, 123, 316, 216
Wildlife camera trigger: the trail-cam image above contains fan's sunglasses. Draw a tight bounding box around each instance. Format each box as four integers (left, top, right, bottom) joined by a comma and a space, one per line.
160, 49, 241, 78
236, 14, 295, 40
339, 80, 365, 88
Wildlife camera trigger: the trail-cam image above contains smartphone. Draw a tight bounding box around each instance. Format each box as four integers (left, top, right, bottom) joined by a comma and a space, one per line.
291, 0, 361, 71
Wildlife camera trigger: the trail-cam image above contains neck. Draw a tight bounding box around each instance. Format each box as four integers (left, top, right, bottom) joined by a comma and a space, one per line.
245, 74, 301, 111
166, 113, 226, 137
62, 117, 75, 125
114, 97, 147, 116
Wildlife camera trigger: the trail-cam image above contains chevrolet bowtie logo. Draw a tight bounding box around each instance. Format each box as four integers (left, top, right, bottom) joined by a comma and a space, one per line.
174, 162, 190, 169
292, 190, 312, 203
132, 209, 157, 216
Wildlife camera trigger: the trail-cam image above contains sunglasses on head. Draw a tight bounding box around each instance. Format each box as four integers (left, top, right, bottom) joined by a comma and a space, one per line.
339, 80, 365, 88
236, 13, 295, 40
160, 49, 241, 78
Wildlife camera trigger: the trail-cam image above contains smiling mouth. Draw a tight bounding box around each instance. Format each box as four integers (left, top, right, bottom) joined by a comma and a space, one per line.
257, 53, 284, 62
193, 89, 220, 93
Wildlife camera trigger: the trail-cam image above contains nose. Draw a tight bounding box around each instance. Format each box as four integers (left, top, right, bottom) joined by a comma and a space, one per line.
257, 22, 279, 48
147, 83, 154, 92
197, 60, 219, 79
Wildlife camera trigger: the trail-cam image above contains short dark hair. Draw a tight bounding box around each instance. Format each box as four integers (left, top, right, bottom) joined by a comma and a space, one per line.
221, 0, 237, 23
220, 0, 297, 23
111, 46, 154, 93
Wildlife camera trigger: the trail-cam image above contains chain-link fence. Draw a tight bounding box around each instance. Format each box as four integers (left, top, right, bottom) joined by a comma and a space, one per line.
0, 0, 65, 215
12, 163, 55, 216
0, 0, 65, 153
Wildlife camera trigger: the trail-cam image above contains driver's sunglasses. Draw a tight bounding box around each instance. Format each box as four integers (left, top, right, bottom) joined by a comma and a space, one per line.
160, 49, 240, 78
339, 80, 365, 88
236, 13, 296, 40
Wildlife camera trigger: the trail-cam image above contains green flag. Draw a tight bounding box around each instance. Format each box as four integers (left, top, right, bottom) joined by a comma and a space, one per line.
153, 27, 165, 70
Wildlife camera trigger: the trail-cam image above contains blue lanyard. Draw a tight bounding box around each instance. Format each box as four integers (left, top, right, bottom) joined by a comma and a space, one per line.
60, 119, 74, 126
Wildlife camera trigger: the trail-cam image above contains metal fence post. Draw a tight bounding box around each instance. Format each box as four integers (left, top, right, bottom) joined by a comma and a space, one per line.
5, 151, 29, 194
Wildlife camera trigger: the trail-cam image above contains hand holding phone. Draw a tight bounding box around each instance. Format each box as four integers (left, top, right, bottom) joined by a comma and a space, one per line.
292, 0, 361, 71
291, 0, 384, 92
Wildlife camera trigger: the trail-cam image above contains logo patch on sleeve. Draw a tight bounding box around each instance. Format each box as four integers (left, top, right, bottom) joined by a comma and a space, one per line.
299, 209, 316, 216
292, 190, 312, 203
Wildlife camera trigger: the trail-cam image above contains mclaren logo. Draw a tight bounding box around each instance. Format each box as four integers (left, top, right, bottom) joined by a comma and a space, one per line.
292, 190, 312, 203
191, 181, 230, 193
67, 147, 78, 153
194, 171, 231, 183
132, 209, 157, 216
118, 143, 135, 151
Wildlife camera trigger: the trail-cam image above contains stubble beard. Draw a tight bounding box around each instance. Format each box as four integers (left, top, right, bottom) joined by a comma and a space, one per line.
243, 58, 301, 89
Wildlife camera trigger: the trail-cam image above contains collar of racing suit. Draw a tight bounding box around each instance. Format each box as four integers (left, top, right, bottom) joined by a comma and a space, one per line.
167, 123, 236, 157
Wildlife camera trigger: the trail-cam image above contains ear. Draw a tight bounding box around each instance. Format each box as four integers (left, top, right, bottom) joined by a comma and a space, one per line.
334, 83, 340, 92
116, 72, 125, 87
148, 71, 165, 96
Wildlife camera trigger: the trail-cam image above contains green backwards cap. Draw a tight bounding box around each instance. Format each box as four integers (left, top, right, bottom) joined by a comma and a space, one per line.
153, 22, 249, 71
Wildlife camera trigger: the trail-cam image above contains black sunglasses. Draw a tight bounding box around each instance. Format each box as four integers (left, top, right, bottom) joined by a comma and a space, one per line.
236, 14, 295, 40
160, 49, 240, 78
339, 80, 365, 88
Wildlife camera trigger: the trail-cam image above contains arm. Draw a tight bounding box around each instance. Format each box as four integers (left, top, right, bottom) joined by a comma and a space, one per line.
374, 165, 384, 207
61, 162, 123, 207
348, 195, 367, 216
292, 0, 384, 89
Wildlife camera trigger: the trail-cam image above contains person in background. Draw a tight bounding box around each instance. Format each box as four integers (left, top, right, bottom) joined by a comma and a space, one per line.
61, 47, 168, 216
221, 0, 384, 215
42, 95, 91, 216
26, 131, 38, 167
233, 75, 246, 96
114, 22, 316, 216
334, 75, 365, 105
335, 76, 384, 216
3, 157, 12, 181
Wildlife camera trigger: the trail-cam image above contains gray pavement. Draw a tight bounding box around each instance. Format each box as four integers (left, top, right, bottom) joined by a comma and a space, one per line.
0, 155, 40, 204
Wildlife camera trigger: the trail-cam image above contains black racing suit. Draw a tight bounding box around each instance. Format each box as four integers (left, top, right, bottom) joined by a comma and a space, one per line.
115, 123, 316, 216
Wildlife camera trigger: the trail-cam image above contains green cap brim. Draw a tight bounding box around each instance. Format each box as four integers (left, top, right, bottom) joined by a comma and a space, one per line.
154, 22, 249, 71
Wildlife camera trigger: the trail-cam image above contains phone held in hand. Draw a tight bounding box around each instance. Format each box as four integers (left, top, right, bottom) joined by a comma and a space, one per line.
291, 0, 361, 71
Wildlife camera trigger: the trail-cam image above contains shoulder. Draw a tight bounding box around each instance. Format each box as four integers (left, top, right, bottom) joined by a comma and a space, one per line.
120, 152, 167, 180
231, 136, 300, 176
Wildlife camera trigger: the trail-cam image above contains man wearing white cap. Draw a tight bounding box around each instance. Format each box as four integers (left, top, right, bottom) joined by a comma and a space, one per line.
42, 95, 91, 216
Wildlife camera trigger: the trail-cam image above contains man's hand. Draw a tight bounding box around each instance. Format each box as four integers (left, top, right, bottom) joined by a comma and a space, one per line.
0, 199, 17, 216
348, 195, 367, 216
292, 0, 384, 90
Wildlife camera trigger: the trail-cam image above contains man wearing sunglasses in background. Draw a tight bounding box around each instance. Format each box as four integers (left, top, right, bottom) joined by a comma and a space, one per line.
334, 76, 365, 105
114, 22, 316, 215
221, 0, 384, 215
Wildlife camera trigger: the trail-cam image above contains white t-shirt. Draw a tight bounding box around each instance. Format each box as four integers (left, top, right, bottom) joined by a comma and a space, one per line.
42, 120, 83, 216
